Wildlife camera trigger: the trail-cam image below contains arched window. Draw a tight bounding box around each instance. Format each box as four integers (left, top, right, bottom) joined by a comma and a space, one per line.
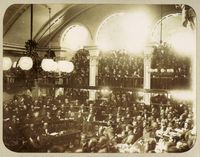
151, 13, 195, 55
96, 12, 151, 53
60, 25, 91, 51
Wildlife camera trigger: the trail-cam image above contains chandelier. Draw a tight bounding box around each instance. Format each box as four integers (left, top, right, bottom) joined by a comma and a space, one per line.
3, 4, 37, 72
150, 5, 174, 74
3, 57, 12, 71
41, 7, 74, 73
18, 4, 37, 71
3, 5, 74, 74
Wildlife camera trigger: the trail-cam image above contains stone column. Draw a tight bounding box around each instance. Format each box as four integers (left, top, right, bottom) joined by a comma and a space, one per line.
143, 45, 154, 105
84, 46, 99, 101
31, 79, 41, 98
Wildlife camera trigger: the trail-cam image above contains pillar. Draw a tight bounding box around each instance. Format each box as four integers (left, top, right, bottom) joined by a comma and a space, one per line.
31, 79, 40, 98
84, 46, 99, 100
143, 45, 154, 105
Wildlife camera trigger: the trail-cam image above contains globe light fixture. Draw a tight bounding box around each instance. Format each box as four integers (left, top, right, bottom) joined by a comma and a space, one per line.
3, 57, 12, 71
19, 5, 38, 71
167, 69, 174, 73
57, 60, 69, 73
41, 59, 56, 72
18, 56, 33, 70
65, 61, 74, 73
154, 69, 158, 73
57, 60, 74, 73
41, 8, 58, 73
51, 61, 58, 72
160, 68, 165, 73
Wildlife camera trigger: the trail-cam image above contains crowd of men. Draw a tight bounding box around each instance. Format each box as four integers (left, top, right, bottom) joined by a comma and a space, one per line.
97, 50, 191, 88
98, 50, 144, 78
3, 89, 195, 153
151, 46, 191, 78
4, 48, 191, 90
98, 48, 191, 79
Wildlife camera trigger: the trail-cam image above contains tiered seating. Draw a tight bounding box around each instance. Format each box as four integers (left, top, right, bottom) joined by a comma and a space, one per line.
151, 46, 191, 89
3, 89, 195, 152
98, 50, 143, 88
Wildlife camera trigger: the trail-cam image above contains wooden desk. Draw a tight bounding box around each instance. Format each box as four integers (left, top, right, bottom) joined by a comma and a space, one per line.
40, 129, 81, 147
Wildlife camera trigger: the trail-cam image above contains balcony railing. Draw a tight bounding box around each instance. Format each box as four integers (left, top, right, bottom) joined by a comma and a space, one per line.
96, 76, 190, 89
3, 75, 35, 90
37, 75, 89, 88
96, 76, 143, 88
3, 75, 190, 90
151, 77, 190, 89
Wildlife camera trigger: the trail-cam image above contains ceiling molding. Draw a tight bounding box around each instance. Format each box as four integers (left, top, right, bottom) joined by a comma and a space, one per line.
3, 4, 30, 37
40, 5, 97, 47
3, 42, 70, 54
33, 4, 75, 41
3, 42, 25, 52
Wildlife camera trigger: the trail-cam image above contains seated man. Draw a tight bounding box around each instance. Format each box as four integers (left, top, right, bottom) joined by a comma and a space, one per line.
122, 124, 135, 145
156, 119, 167, 138
97, 136, 109, 153
75, 134, 90, 153
39, 122, 50, 135
106, 114, 115, 124
88, 138, 98, 152
144, 138, 157, 153
154, 138, 168, 153
3, 118, 22, 151
167, 141, 190, 152
43, 112, 52, 122
103, 121, 115, 141
115, 117, 123, 135
85, 110, 96, 135
24, 123, 41, 152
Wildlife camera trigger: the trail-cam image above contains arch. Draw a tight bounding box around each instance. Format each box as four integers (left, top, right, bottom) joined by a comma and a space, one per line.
60, 24, 92, 52
151, 13, 182, 43
151, 13, 195, 55
95, 12, 151, 53
95, 12, 124, 44
34, 4, 75, 41
3, 4, 30, 37
38, 5, 96, 47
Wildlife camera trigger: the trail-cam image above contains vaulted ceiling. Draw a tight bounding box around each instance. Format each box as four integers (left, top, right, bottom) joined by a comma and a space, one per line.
3, 4, 181, 49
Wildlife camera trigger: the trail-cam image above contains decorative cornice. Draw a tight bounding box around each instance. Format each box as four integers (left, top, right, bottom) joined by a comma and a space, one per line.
40, 5, 96, 47
34, 4, 75, 41
3, 42, 69, 54
3, 4, 30, 37
3, 42, 25, 52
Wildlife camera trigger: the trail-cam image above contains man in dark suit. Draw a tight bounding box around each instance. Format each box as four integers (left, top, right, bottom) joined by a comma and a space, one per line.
23, 123, 41, 152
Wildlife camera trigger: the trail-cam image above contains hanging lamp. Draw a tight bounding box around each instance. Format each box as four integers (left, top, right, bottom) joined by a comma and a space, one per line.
18, 4, 37, 70
3, 57, 12, 71
41, 7, 58, 72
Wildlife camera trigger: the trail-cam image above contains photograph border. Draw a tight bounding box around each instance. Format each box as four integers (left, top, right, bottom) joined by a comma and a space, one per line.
0, 0, 199, 157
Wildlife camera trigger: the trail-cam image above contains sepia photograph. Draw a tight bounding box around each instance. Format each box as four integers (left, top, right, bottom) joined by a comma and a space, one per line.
2, 3, 197, 153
